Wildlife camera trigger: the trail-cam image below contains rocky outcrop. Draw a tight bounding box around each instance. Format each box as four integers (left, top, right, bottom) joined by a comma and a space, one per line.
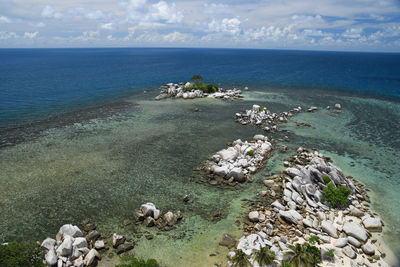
203, 134, 272, 186
235, 104, 302, 132
226, 148, 390, 267
154, 82, 243, 100
133, 202, 182, 230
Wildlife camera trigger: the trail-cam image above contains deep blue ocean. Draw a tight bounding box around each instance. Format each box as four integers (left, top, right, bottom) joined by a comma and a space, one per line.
1, 48, 400, 127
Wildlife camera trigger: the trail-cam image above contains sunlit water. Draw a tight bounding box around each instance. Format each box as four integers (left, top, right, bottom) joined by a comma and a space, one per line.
0, 88, 399, 266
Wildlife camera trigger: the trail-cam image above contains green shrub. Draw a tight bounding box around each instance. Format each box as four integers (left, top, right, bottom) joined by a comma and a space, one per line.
285, 242, 321, 267
231, 249, 251, 267
116, 255, 159, 267
246, 150, 255, 157
323, 176, 331, 184
308, 235, 320, 245
253, 246, 275, 266
322, 183, 351, 209
259, 106, 267, 112
0, 242, 45, 267
326, 249, 334, 258
185, 82, 218, 93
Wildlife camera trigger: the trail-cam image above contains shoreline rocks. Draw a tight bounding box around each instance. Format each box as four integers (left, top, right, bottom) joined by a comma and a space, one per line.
226, 148, 391, 267
155, 82, 244, 100
133, 202, 183, 231
203, 134, 273, 186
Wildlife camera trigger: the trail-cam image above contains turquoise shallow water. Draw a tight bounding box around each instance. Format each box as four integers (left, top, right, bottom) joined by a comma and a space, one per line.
0, 89, 399, 266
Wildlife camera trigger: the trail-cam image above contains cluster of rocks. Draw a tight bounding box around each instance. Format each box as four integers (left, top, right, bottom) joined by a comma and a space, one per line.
226, 148, 390, 267
133, 202, 182, 231
235, 104, 302, 132
308, 103, 342, 112
41, 221, 136, 267
154, 82, 243, 100
203, 134, 273, 186
41, 224, 103, 267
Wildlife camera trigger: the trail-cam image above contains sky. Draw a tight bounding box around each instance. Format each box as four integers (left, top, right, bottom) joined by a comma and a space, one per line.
0, 0, 400, 51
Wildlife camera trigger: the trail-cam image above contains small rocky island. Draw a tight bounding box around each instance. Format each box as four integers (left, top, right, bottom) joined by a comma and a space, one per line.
202, 134, 273, 186
225, 148, 390, 267
155, 75, 244, 100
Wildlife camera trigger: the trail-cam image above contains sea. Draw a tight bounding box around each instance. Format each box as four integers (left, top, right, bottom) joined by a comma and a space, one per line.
0, 48, 399, 266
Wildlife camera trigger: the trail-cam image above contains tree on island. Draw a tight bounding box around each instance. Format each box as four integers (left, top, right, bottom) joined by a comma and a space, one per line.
191, 74, 203, 85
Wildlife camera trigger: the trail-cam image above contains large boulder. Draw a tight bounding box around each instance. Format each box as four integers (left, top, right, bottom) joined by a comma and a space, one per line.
343, 222, 368, 242
83, 249, 100, 266
362, 217, 382, 232
343, 245, 356, 259
163, 211, 177, 226
285, 168, 302, 178
279, 210, 303, 224
361, 243, 375, 256
211, 165, 229, 176
45, 247, 58, 266
321, 220, 338, 238
112, 233, 125, 248
56, 235, 74, 257
217, 147, 239, 161
228, 167, 245, 181
335, 238, 348, 248
237, 234, 265, 256
56, 224, 83, 240
248, 211, 260, 222
140, 203, 159, 218
73, 237, 88, 249
41, 237, 56, 250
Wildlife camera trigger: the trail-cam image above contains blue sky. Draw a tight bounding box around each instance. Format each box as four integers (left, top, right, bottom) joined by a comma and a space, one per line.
0, 0, 400, 51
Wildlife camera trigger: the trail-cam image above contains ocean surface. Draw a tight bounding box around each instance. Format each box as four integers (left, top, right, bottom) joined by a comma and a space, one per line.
0, 48, 399, 266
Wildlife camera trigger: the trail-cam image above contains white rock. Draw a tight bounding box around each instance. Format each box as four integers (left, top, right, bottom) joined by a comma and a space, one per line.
271, 200, 285, 210
348, 236, 361, 248
211, 165, 229, 176
112, 233, 125, 248
362, 217, 382, 232
253, 134, 266, 141
94, 240, 105, 250
217, 147, 239, 161
361, 243, 375, 256
237, 234, 264, 255
335, 103, 342, 110
343, 222, 368, 242
321, 220, 338, 238
57, 224, 83, 240
285, 167, 302, 178
73, 237, 88, 249
56, 235, 74, 257
73, 256, 84, 267
41, 237, 56, 250
335, 237, 348, 248
343, 245, 356, 259
84, 249, 100, 266
248, 211, 260, 222
279, 209, 303, 224
140, 202, 157, 217
45, 247, 58, 266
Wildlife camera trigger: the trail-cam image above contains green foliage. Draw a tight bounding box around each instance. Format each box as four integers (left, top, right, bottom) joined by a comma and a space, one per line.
253, 246, 275, 266
246, 150, 255, 157
285, 242, 321, 267
259, 106, 267, 112
326, 249, 334, 258
0, 242, 45, 267
281, 260, 290, 267
308, 235, 320, 245
116, 255, 160, 267
322, 183, 352, 209
323, 176, 331, 184
191, 74, 203, 85
231, 249, 251, 267
185, 82, 218, 93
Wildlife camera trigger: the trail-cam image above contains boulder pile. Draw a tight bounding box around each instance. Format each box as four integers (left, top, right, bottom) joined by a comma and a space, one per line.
155, 82, 243, 100
133, 202, 182, 231
203, 134, 273, 186
235, 104, 302, 132
226, 148, 390, 267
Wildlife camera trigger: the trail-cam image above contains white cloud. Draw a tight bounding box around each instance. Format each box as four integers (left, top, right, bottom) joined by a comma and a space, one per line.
203, 3, 230, 14
163, 31, 192, 42
342, 27, 363, 39
24, 32, 39, 39
208, 18, 241, 35
0, 31, 17, 40
29, 22, 46, 28
123, 27, 136, 40
0, 15, 11, 24
69, 7, 106, 20
107, 35, 116, 40
101, 23, 113, 30
291, 14, 325, 25
123, 0, 183, 26
41, 5, 63, 19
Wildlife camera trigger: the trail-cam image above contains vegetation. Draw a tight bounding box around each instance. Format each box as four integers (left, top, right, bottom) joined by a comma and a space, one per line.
185, 75, 219, 93
253, 246, 275, 266
322, 183, 352, 209
284, 241, 322, 267
0, 242, 45, 267
308, 235, 320, 245
326, 249, 335, 261
191, 74, 203, 85
259, 106, 267, 112
116, 255, 160, 267
231, 249, 251, 267
246, 150, 255, 157
323, 176, 331, 184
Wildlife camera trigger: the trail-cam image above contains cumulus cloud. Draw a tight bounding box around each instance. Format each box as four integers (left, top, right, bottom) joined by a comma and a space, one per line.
342, 28, 363, 39
0, 31, 17, 40
69, 7, 106, 20
122, 0, 183, 26
101, 23, 113, 30
0, 15, 11, 24
163, 31, 192, 42
41, 5, 63, 19
24, 32, 39, 39
208, 18, 241, 35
